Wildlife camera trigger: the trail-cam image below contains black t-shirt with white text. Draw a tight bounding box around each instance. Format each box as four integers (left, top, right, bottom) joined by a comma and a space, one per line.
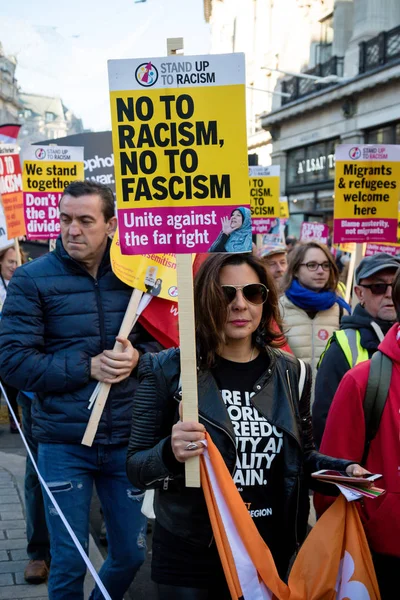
152, 352, 290, 587
212, 352, 286, 563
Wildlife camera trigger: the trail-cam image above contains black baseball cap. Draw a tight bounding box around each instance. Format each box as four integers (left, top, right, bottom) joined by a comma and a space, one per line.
355, 253, 400, 284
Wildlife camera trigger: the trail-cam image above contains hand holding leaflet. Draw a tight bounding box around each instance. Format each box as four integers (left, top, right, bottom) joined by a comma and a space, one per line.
312, 470, 385, 501
312, 470, 382, 487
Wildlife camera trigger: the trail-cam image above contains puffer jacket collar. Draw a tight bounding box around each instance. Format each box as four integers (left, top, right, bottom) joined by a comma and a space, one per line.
54, 235, 112, 278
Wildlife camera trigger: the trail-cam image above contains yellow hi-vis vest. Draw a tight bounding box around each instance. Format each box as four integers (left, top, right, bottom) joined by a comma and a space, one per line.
319, 329, 369, 369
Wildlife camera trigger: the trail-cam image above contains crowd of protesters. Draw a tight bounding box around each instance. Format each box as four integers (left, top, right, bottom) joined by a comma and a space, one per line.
0, 181, 398, 600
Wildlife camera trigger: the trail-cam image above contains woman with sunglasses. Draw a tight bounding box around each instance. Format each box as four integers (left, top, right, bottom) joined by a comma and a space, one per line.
279, 241, 351, 402
126, 252, 364, 599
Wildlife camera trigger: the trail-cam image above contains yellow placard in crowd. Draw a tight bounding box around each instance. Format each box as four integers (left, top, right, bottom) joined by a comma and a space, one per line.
333, 242, 356, 253
279, 196, 289, 219
249, 166, 280, 234
22, 146, 84, 240
110, 229, 178, 300
108, 54, 249, 255
334, 144, 400, 243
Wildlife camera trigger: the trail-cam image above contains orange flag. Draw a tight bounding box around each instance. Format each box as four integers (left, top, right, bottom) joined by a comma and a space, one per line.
289, 495, 381, 599
201, 434, 381, 600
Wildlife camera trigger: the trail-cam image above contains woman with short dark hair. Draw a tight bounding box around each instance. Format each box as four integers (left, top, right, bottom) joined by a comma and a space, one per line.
126, 252, 363, 599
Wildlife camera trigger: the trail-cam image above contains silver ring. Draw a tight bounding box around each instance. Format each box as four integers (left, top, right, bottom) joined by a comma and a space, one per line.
185, 442, 198, 451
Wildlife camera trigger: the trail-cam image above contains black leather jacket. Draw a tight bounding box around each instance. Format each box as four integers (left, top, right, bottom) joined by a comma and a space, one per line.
127, 347, 352, 556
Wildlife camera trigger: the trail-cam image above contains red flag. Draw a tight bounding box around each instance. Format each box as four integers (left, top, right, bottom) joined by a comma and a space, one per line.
139, 297, 179, 348
0, 124, 21, 144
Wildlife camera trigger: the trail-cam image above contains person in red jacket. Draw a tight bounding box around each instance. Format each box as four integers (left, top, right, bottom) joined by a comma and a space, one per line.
314, 267, 400, 600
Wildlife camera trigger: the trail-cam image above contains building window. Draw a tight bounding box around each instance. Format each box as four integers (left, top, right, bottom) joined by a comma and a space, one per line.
315, 13, 333, 64
366, 122, 400, 145
396, 124, 400, 144
24, 109, 32, 119
45, 112, 55, 123
286, 138, 339, 190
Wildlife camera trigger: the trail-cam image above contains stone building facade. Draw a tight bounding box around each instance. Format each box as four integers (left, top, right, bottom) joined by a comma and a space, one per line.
204, 0, 400, 235
0, 43, 20, 125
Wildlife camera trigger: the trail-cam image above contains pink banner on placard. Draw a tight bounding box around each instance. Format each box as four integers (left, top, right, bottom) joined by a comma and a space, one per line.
300, 221, 329, 244
118, 205, 253, 254
252, 217, 280, 235
24, 192, 62, 240
333, 218, 397, 243
365, 243, 400, 257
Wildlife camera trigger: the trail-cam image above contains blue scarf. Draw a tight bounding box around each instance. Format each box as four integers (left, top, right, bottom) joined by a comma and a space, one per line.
286, 279, 351, 313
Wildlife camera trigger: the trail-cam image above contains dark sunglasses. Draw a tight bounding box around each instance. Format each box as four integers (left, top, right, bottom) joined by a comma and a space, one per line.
221, 283, 268, 305
359, 282, 393, 296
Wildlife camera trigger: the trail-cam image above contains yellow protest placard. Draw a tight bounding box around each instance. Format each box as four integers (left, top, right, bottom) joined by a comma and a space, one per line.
108, 54, 249, 255
248, 166, 280, 234
334, 144, 400, 243
23, 146, 84, 239
333, 242, 356, 253
279, 196, 289, 219
110, 229, 178, 300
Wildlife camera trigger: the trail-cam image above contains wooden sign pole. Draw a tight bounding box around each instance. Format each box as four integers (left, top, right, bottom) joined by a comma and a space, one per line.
14, 238, 22, 267
81, 287, 143, 446
167, 37, 200, 488
351, 243, 366, 311
176, 253, 200, 487
344, 248, 356, 305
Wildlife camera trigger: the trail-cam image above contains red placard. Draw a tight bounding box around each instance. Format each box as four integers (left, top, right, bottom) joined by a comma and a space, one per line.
0, 146, 26, 238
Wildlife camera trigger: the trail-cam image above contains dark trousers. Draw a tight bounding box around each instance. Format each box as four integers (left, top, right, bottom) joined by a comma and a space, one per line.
157, 583, 231, 600
19, 396, 50, 562
372, 551, 400, 600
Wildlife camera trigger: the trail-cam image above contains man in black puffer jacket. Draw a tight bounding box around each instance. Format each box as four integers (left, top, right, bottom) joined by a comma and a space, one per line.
0, 180, 160, 600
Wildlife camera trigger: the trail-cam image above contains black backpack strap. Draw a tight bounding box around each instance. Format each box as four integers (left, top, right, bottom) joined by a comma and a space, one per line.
339, 303, 344, 324
362, 351, 392, 465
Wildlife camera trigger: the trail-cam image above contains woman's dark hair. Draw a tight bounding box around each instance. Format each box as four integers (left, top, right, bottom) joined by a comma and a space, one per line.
282, 241, 339, 292
392, 267, 400, 322
230, 208, 244, 223
194, 253, 284, 367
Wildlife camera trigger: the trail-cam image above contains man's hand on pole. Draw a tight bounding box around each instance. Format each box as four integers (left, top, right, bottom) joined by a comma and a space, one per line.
90, 336, 140, 384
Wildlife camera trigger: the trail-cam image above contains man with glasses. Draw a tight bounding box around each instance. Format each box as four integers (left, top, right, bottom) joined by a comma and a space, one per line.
313, 252, 400, 447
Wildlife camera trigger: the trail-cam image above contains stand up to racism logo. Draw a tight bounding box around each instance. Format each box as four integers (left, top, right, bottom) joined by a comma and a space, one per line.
35, 148, 47, 160
135, 61, 159, 87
